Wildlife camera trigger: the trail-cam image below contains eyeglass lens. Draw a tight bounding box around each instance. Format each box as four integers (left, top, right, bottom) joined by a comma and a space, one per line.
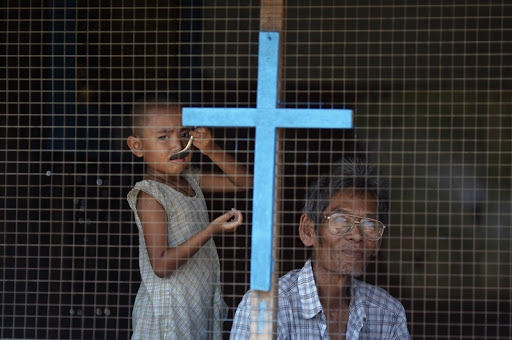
328, 214, 382, 240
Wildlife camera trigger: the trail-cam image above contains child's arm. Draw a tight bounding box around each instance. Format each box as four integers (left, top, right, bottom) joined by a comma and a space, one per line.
191, 127, 253, 193
136, 190, 243, 278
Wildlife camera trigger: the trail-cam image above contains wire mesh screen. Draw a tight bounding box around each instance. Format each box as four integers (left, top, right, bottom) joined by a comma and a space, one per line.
1, 1, 510, 339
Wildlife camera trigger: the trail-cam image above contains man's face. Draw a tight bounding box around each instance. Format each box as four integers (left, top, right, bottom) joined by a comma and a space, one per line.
310, 189, 382, 277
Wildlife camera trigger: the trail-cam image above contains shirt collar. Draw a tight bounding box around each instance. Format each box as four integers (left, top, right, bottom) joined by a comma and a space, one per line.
297, 258, 324, 319
348, 277, 368, 331
297, 260, 369, 324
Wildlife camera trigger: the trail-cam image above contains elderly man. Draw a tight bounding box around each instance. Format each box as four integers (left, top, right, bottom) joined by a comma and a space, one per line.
231, 157, 411, 339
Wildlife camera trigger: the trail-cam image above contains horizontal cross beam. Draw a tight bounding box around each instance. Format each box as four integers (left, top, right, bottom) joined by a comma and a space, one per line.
183, 31, 353, 291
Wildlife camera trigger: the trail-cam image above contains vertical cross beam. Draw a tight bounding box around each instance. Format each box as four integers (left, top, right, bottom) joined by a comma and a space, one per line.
183, 32, 352, 291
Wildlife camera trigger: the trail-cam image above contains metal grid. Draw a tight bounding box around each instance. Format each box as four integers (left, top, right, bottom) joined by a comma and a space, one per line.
1, 1, 510, 339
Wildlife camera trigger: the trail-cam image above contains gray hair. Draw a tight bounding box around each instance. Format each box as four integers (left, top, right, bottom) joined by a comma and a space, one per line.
303, 156, 390, 227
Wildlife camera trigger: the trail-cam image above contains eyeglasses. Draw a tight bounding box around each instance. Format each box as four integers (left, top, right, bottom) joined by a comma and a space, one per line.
322, 213, 386, 241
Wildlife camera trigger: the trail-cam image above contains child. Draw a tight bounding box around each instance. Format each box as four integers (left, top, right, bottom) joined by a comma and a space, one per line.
126, 95, 252, 340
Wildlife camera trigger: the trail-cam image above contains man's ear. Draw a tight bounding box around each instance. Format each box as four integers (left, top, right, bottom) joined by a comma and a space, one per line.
299, 214, 316, 247
127, 136, 144, 158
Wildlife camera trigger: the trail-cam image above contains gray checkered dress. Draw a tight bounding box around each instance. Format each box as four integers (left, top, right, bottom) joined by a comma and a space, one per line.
127, 170, 227, 339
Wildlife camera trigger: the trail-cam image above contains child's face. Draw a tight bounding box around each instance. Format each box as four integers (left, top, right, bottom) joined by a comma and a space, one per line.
136, 106, 194, 175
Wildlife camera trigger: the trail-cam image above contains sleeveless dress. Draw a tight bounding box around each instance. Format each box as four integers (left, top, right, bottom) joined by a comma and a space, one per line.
127, 170, 227, 340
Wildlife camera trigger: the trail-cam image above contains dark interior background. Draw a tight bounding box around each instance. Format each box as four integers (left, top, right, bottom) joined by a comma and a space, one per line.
1, 1, 510, 339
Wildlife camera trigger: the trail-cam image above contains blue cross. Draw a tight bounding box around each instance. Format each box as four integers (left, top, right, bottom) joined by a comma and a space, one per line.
183, 31, 353, 291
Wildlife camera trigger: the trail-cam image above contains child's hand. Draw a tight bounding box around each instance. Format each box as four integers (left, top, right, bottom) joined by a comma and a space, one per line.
190, 127, 214, 154
209, 208, 243, 235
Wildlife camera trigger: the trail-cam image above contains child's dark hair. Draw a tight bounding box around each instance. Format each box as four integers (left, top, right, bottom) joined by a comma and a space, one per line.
130, 93, 181, 135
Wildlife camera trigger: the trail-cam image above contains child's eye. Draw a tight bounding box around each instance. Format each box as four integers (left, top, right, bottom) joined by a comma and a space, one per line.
159, 135, 170, 140
181, 131, 191, 138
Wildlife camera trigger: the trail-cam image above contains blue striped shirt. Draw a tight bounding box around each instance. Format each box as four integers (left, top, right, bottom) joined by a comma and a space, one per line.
231, 259, 411, 339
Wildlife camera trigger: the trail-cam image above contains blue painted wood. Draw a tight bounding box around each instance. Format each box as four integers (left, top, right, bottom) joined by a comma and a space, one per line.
183, 31, 353, 291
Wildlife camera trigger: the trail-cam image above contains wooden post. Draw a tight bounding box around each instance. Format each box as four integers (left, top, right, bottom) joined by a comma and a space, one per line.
249, 1, 285, 339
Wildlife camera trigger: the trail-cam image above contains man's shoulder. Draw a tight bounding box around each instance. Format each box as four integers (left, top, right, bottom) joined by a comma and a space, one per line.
352, 278, 406, 313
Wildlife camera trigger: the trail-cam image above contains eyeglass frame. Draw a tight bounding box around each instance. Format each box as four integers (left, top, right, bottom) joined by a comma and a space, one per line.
322, 213, 386, 241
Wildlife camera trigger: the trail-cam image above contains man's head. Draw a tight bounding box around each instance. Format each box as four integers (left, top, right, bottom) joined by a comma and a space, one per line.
299, 156, 390, 277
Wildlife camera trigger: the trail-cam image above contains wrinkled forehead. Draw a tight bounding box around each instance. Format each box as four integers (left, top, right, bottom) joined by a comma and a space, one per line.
326, 188, 378, 214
